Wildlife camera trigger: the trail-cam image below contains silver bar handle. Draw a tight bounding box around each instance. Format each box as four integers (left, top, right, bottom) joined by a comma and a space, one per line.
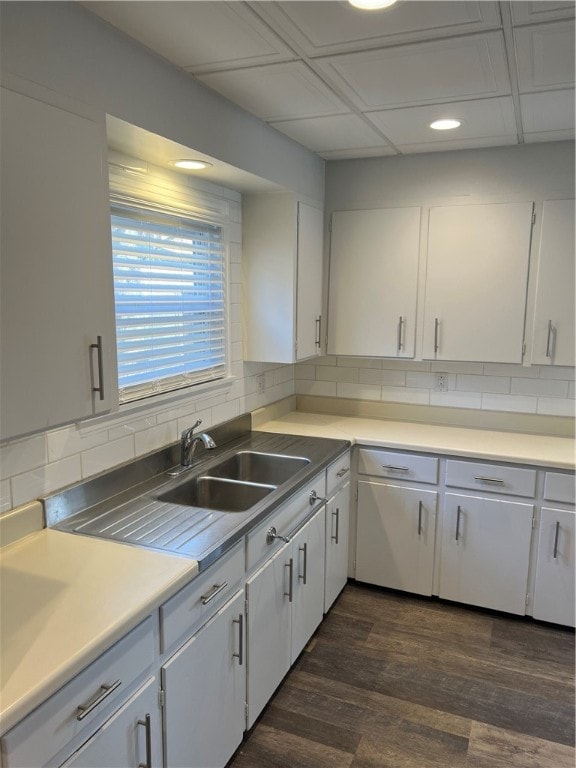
455, 505, 462, 541
382, 464, 410, 472
233, 613, 244, 665
298, 542, 308, 584
315, 315, 322, 347
474, 476, 504, 484
266, 526, 290, 545
332, 508, 340, 544
546, 319, 554, 358
553, 521, 561, 559
90, 335, 105, 401
201, 581, 228, 605
397, 315, 404, 352
434, 318, 440, 354
284, 558, 294, 602
309, 490, 328, 506
137, 714, 152, 768
76, 679, 121, 721
418, 501, 423, 536
336, 466, 349, 478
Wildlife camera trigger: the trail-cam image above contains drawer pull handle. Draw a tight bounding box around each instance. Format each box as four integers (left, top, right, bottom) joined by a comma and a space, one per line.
315, 315, 322, 347
546, 319, 556, 359
336, 467, 349, 478
397, 315, 404, 352
434, 318, 440, 354
382, 465, 409, 472
76, 679, 121, 721
233, 613, 244, 665
309, 490, 328, 506
455, 505, 462, 542
417, 501, 423, 536
285, 558, 294, 602
553, 521, 561, 559
299, 542, 308, 584
332, 508, 340, 544
137, 713, 152, 768
474, 476, 504, 484
89, 335, 105, 401
201, 581, 228, 605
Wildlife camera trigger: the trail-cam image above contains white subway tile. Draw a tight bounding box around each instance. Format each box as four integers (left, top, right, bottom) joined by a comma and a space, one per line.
484, 363, 539, 378
230, 221, 242, 244
0, 435, 47, 481
212, 400, 241, 426
380, 386, 430, 405
481, 394, 537, 414
314, 356, 338, 366
511, 378, 569, 398
337, 357, 382, 369
273, 365, 294, 385
337, 382, 382, 400
539, 365, 576, 381
108, 416, 157, 441
431, 362, 484, 374
457, 375, 510, 394
295, 380, 337, 397
134, 422, 178, 456
0, 480, 12, 514
11, 455, 82, 507
430, 391, 482, 409
405, 372, 436, 389
47, 424, 108, 462
265, 370, 275, 389
294, 364, 316, 380
569, 381, 575, 399
381, 360, 431, 372
81, 436, 135, 478
359, 368, 406, 386
317, 366, 359, 383
536, 398, 576, 417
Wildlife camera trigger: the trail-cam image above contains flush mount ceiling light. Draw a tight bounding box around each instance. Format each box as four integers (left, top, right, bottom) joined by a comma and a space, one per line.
348, 0, 397, 9
430, 118, 463, 131
170, 159, 212, 170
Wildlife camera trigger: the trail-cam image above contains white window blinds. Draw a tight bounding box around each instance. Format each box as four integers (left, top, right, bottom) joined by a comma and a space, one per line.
111, 203, 227, 402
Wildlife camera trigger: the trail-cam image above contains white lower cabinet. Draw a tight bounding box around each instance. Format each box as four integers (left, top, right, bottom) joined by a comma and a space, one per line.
162, 590, 246, 768
356, 481, 437, 596
438, 493, 534, 615
324, 482, 351, 611
60, 678, 161, 768
532, 507, 575, 627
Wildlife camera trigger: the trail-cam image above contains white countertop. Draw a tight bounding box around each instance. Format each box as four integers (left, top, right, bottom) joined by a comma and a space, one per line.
0, 525, 197, 734
256, 411, 575, 470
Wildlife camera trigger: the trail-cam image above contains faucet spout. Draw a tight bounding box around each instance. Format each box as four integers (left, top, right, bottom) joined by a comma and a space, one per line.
178, 419, 216, 468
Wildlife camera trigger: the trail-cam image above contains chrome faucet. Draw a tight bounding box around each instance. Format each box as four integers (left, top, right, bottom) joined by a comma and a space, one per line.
170, 419, 216, 475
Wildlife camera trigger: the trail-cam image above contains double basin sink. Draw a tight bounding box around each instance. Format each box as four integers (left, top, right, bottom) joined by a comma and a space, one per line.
157, 451, 310, 513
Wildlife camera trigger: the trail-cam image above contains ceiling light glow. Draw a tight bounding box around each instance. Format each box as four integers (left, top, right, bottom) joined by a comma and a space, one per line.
170, 159, 212, 170
430, 119, 462, 131
348, 0, 397, 9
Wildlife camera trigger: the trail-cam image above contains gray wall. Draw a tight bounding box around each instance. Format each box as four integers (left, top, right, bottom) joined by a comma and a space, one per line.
0, 1, 324, 202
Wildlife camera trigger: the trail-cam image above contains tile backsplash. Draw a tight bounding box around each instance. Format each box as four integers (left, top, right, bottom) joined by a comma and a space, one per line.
295, 357, 575, 418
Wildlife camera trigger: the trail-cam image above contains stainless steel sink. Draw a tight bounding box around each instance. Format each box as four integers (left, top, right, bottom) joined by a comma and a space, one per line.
206, 451, 310, 486
156, 475, 276, 512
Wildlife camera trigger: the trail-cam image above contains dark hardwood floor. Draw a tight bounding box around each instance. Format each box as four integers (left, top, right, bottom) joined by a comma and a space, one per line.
227, 582, 575, 768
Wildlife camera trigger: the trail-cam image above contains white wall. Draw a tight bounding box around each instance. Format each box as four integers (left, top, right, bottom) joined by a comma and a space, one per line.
300, 143, 575, 417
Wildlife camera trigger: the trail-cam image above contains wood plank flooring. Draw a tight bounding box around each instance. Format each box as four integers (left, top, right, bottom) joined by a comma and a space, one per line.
227, 582, 575, 768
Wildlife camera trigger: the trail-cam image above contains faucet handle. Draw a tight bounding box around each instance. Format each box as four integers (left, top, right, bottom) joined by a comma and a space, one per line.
192, 418, 202, 430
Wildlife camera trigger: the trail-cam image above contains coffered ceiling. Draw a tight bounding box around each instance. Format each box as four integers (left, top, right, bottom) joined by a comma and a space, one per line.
85, 1, 575, 159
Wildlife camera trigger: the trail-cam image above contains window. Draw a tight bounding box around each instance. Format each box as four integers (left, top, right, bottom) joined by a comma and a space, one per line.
110, 201, 227, 403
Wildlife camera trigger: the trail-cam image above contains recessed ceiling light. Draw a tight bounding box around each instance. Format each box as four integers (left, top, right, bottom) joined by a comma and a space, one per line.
348, 0, 397, 9
430, 119, 462, 131
170, 159, 212, 170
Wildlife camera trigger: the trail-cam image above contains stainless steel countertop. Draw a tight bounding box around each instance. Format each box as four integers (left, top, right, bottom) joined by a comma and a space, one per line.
44, 424, 349, 571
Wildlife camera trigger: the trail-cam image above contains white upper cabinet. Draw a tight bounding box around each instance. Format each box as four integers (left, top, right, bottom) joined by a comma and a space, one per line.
422, 202, 534, 363
0, 82, 118, 441
530, 199, 575, 367
243, 193, 323, 363
328, 207, 421, 358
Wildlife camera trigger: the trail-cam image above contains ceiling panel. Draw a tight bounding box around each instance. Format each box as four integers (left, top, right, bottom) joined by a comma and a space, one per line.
515, 21, 576, 91
315, 32, 511, 110
85, 1, 293, 72
253, 1, 502, 57
521, 89, 576, 134
396, 135, 518, 153
197, 61, 350, 121
511, 1, 576, 26
268, 114, 388, 153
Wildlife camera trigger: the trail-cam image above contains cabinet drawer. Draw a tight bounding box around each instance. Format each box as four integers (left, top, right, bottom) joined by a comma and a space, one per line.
327, 451, 351, 497
3, 618, 153, 768
160, 540, 244, 654
246, 474, 326, 572
543, 471, 575, 505
358, 449, 438, 484
445, 460, 536, 498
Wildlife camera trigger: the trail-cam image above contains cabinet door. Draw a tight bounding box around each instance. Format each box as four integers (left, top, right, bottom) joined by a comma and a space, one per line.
422, 202, 533, 363
162, 590, 246, 768
328, 207, 421, 357
325, 483, 351, 611
246, 545, 292, 728
439, 493, 533, 615
296, 202, 324, 361
0, 86, 118, 441
531, 200, 575, 366
356, 481, 437, 596
533, 507, 575, 627
291, 508, 326, 662
60, 678, 161, 768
